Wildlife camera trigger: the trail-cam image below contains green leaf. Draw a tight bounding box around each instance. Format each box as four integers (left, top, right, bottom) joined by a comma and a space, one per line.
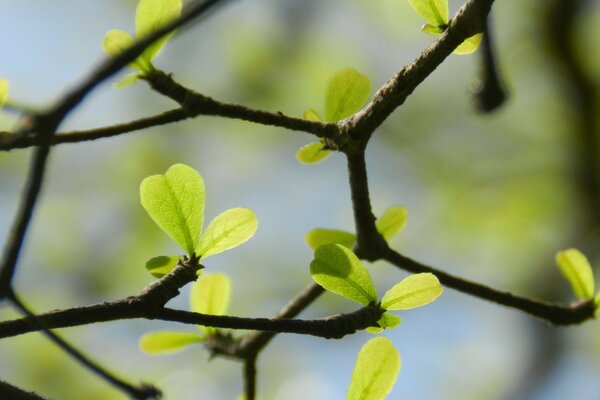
0, 78, 8, 108
102, 29, 151, 73
375, 206, 407, 240
594, 292, 600, 308
305, 228, 356, 251
325, 67, 371, 122
145, 255, 180, 278
190, 273, 231, 335
346, 337, 401, 400
453, 33, 483, 55
421, 23, 445, 35
408, 0, 448, 27
304, 108, 322, 122
196, 208, 257, 258
139, 331, 204, 354
555, 248, 595, 300
365, 313, 402, 334
381, 273, 443, 310
296, 141, 332, 164
310, 244, 378, 305
114, 73, 141, 89
140, 163, 205, 256
135, 0, 182, 65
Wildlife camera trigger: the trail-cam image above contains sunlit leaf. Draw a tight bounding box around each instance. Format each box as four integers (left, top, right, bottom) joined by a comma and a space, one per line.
145, 255, 180, 278
305, 228, 356, 251
196, 208, 257, 258
304, 108, 322, 122
140, 163, 205, 256
136, 0, 182, 65
325, 68, 371, 122
556, 248, 595, 300
139, 331, 204, 354
310, 244, 378, 305
190, 273, 231, 335
408, 0, 448, 27
421, 23, 445, 35
0, 79, 8, 108
102, 29, 150, 73
346, 337, 401, 400
453, 33, 483, 55
296, 141, 332, 164
381, 273, 443, 310
114, 73, 141, 89
375, 206, 407, 240
365, 313, 402, 334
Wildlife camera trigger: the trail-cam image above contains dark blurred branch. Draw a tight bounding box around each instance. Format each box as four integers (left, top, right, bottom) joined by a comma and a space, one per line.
244, 356, 258, 400
0, 381, 48, 400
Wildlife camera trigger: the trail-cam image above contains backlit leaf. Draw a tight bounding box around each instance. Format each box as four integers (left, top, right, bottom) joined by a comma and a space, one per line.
136, 0, 182, 65
365, 313, 402, 334
453, 33, 483, 55
310, 244, 378, 305
139, 331, 204, 354
296, 141, 332, 164
421, 24, 445, 35
556, 248, 595, 300
375, 206, 407, 240
114, 73, 141, 89
0, 79, 8, 107
305, 228, 356, 251
408, 0, 448, 27
140, 163, 205, 256
325, 68, 371, 122
304, 108, 322, 122
196, 208, 257, 258
381, 273, 443, 310
145, 255, 180, 278
190, 273, 231, 335
346, 337, 401, 400
102, 29, 150, 72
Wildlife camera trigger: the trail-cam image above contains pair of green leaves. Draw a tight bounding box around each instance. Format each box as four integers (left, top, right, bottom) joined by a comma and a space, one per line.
140, 272, 231, 354
102, 0, 182, 88
408, 0, 482, 54
310, 244, 443, 333
555, 248, 599, 307
141, 164, 257, 277
296, 67, 372, 164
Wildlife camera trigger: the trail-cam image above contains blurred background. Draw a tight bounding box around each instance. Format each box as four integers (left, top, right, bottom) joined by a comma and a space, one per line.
1, 0, 599, 399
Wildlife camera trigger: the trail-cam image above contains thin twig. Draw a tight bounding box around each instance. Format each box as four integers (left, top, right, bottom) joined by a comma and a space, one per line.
243, 356, 258, 400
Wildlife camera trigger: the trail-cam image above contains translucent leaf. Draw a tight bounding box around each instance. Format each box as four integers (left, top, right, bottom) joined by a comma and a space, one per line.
381, 273, 443, 310
375, 206, 407, 240
453, 33, 483, 55
190, 273, 231, 335
421, 23, 445, 35
595, 292, 600, 308
136, 0, 182, 65
555, 249, 595, 300
140, 163, 205, 256
0, 79, 8, 107
139, 331, 204, 354
145, 255, 180, 278
346, 337, 401, 400
196, 208, 257, 258
304, 108, 322, 122
296, 141, 332, 164
365, 313, 402, 334
102, 29, 151, 72
305, 228, 356, 251
325, 68, 371, 122
408, 0, 448, 27
310, 244, 378, 305
114, 73, 141, 89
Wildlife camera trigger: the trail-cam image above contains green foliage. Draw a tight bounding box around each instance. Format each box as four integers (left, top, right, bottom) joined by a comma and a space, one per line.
139, 331, 204, 354
375, 206, 407, 240
310, 244, 378, 305
195, 208, 258, 258
0, 78, 9, 108
325, 67, 371, 122
145, 255, 180, 278
366, 314, 402, 334
296, 141, 332, 164
190, 273, 231, 335
555, 248, 595, 301
346, 337, 401, 400
305, 228, 356, 251
381, 273, 443, 310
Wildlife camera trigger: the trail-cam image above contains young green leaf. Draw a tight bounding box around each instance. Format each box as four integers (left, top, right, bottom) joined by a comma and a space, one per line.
555, 248, 595, 300
0, 78, 9, 108
305, 228, 356, 251
195, 208, 257, 258
140, 163, 205, 256
145, 255, 180, 278
453, 33, 483, 55
325, 68, 371, 122
139, 331, 204, 354
296, 141, 332, 164
135, 0, 182, 66
190, 273, 231, 335
421, 24, 445, 35
365, 313, 402, 334
381, 273, 443, 310
375, 206, 407, 240
310, 244, 378, 305
114, 73, 141, 89
102, 29, 151, 73
304, 108, 322, 122
346, 337, 401, 400
408, 0, 448, 27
